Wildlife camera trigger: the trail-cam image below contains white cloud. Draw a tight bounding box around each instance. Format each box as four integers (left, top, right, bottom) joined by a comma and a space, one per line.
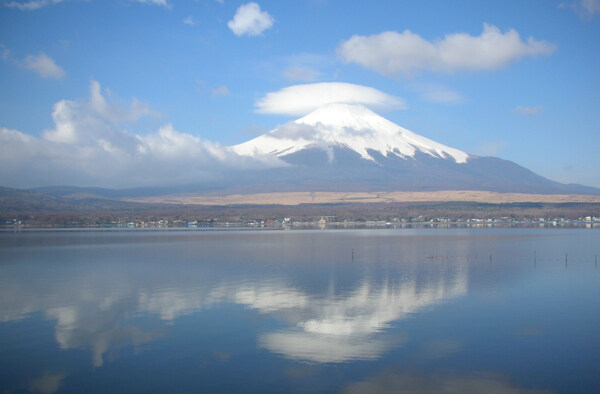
4, 0, 69, 10
581, 0, 600, 15
514, 105, 545, 115
228, 2, 274, 37
1, 45, 11, 61
277, 53, 332, 82
566, 0, 600, 18
43, 80, 158, 144
2, 48, 66, 79
283, 66, 321, 82
338, 23, 556, 77
255, 82, 406, 116
417, 84, 463, 104
130, 0, 171, 7
23, 53, 65, 79
210, 85, 231, 97
183, 16, 195, 26
0, 80, 280, 188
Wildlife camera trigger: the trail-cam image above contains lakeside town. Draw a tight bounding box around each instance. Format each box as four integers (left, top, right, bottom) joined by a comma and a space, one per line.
3, 214, 600, 230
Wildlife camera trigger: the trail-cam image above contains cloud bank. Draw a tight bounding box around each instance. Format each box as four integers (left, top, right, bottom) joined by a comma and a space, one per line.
255, 82, 406, 116
338, 23, 556, 77
0, 80, 279, 188
228, 2, 274, 37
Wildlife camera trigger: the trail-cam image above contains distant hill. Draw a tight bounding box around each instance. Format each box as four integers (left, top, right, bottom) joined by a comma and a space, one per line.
0, 186, 143, 213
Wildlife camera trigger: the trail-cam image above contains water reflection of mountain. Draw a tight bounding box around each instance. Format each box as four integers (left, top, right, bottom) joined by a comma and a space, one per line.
0, 255, 467, 366
257, 274, 467, 363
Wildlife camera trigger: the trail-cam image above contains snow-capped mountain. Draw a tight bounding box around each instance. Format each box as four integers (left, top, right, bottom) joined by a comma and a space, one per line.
233, 103, 469, 164
226, 103, 598, 195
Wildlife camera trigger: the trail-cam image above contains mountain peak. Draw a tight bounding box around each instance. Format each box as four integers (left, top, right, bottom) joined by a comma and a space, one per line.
232, 103, 469, 164
296, 103, 379, 128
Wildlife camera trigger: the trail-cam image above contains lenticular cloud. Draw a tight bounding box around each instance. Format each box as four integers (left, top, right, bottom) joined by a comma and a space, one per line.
255, 82, 406, 116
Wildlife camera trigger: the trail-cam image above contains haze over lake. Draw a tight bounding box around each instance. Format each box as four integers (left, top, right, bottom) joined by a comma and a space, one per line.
1, 228, 598, 393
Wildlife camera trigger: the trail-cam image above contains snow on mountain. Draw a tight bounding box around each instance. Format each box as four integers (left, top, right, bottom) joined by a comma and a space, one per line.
232, 103, 469, 164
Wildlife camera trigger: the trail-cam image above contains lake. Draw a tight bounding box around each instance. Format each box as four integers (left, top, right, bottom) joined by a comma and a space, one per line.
0, 228, 599, 393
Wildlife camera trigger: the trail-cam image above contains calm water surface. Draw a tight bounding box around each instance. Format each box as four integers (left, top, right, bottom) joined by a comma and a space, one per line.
0, 229, 599, 393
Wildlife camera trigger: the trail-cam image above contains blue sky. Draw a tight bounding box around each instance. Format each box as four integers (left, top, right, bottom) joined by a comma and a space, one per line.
0, 0, 599, 188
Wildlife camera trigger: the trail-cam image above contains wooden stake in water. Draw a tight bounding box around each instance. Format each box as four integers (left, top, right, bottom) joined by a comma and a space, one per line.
595, 254, 597, 268
352, 249, 354, 261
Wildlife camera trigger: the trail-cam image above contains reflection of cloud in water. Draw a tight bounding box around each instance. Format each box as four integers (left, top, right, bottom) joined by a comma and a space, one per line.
232, 284, 310, 312
27, 372, 68, 394
135, 282, 309, 322
261, 331, 405, 363
258, 272, 467, 363
515, 325, 544, 338
0, 260, 468, 366
419, 339, 463, 360
342, 370, 551, 394
137, 289, 209, 322
46, 305, 162, 368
